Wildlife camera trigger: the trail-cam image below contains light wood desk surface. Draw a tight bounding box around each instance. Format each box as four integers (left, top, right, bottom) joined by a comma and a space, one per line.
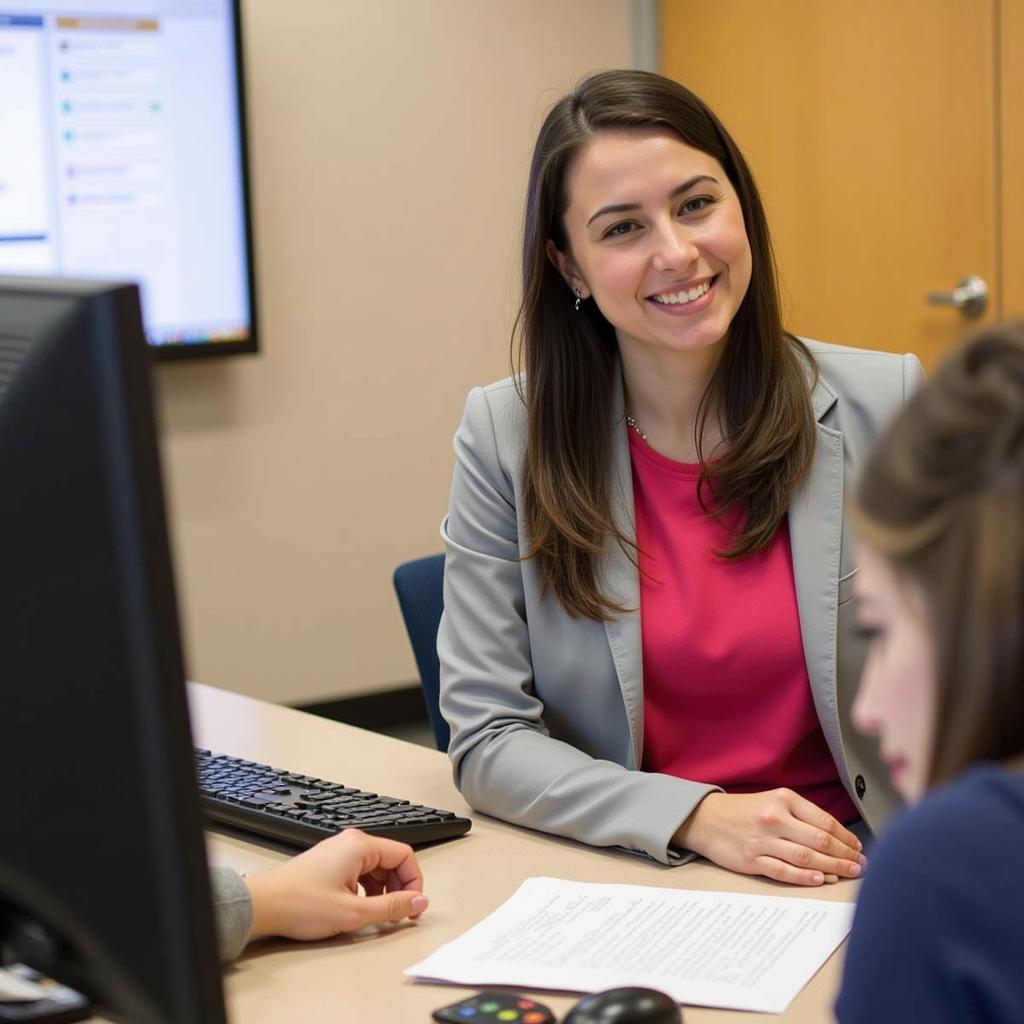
192, 683, 851, 1024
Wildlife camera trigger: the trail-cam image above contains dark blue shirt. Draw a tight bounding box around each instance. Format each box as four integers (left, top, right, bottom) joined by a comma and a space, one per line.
835, 764, 1024, 1023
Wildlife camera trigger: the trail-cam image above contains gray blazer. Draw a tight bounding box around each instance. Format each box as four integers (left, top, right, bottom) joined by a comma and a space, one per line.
438, 339, 925, 865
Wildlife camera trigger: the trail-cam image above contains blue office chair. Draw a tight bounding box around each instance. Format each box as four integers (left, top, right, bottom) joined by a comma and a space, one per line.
392, 553, 449, 751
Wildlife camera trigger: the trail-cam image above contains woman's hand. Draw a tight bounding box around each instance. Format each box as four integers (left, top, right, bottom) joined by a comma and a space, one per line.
245, 828, 428, 941
673, 790, 866, 886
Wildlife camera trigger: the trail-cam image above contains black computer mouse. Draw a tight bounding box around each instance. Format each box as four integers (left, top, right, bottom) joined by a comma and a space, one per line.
562, 987, 682, 1024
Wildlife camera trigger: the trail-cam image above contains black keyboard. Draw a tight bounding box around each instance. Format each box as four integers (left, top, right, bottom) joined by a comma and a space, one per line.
194, 749, 472, 848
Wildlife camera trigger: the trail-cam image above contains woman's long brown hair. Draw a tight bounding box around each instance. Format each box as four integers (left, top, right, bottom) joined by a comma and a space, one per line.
513, 70, 816, 619
854, 323, 1024, 785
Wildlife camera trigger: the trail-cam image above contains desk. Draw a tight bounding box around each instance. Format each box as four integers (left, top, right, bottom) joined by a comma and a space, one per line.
194, 684, 853, 1022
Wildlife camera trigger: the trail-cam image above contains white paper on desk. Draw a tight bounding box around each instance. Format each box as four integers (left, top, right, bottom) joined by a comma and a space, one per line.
406, 876, 854, 1014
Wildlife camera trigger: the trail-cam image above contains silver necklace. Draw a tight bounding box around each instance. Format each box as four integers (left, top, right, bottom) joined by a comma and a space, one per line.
625, 413, 647, 442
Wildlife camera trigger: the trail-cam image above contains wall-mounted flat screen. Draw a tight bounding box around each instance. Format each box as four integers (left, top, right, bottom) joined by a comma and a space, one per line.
0, 0, 257, 358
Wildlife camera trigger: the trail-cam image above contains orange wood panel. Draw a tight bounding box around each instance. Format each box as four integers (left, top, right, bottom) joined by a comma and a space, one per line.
661, 0, 997, 368
1002, 0, 1024, 317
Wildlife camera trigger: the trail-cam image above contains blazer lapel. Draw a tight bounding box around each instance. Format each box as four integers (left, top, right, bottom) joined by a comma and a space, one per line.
787, 372, 853, 791
602, 367, 644, 770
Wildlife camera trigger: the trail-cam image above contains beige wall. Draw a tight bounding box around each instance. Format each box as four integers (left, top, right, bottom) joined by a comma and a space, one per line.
154, 1, 635, 705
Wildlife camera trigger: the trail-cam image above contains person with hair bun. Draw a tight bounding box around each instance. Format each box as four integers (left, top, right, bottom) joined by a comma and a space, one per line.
439, 69, 923, 883
836, 322, 1024, 1021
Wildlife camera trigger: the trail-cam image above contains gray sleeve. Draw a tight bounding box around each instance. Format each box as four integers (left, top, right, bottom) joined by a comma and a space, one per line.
906, 351, 926, 393
439, 387, 716, 865
208, 865, 253, 962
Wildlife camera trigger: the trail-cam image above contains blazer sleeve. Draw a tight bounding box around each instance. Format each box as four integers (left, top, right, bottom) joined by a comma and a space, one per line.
438, 386, 717, 865
904, 351, 926, 395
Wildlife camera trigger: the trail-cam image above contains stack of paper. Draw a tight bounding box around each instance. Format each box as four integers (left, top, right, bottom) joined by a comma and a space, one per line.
406, 877, 854, 1014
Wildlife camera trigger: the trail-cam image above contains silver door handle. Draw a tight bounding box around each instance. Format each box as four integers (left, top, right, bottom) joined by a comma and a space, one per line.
926, 276, 988, 319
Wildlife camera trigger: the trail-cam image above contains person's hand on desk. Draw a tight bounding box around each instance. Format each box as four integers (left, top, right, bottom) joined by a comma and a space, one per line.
673, 789, 866, 887
244, 829, 429, 941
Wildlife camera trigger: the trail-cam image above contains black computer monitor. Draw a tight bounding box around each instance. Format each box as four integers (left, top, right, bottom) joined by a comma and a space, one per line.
0, 277, 226, 1023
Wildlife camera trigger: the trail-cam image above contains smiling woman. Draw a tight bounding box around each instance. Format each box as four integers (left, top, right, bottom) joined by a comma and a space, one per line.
438, 70, 924, 885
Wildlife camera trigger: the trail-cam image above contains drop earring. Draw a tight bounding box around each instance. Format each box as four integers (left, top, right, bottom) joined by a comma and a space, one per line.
574, 288, 582, 312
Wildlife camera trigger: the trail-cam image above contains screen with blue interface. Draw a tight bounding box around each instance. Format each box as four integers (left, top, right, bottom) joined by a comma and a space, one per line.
0, 0, 256, 357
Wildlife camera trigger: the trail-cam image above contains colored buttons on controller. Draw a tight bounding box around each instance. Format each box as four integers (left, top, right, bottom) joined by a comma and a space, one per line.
432, 991, 557, 1024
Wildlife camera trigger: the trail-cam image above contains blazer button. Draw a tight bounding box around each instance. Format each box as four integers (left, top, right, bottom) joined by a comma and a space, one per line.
855, 774, 866, 799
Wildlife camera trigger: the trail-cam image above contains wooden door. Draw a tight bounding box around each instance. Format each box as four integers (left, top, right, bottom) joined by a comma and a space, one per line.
1003, 0, 1024, 317
661, 0, 1001, 369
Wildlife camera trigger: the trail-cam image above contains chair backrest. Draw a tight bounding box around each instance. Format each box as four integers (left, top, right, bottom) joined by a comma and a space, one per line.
392, 553, 448, 751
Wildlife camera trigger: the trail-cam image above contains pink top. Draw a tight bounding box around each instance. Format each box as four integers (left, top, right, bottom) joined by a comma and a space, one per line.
629, 428, 857, 824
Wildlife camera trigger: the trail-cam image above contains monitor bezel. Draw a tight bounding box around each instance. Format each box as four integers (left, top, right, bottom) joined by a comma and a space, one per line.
153, 0, 259, 362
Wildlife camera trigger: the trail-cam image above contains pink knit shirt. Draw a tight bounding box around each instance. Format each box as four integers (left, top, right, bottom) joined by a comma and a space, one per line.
630, 428, 857, 823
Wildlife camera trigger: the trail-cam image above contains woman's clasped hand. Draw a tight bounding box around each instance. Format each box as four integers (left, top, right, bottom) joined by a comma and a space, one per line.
674, 789, 865, 886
